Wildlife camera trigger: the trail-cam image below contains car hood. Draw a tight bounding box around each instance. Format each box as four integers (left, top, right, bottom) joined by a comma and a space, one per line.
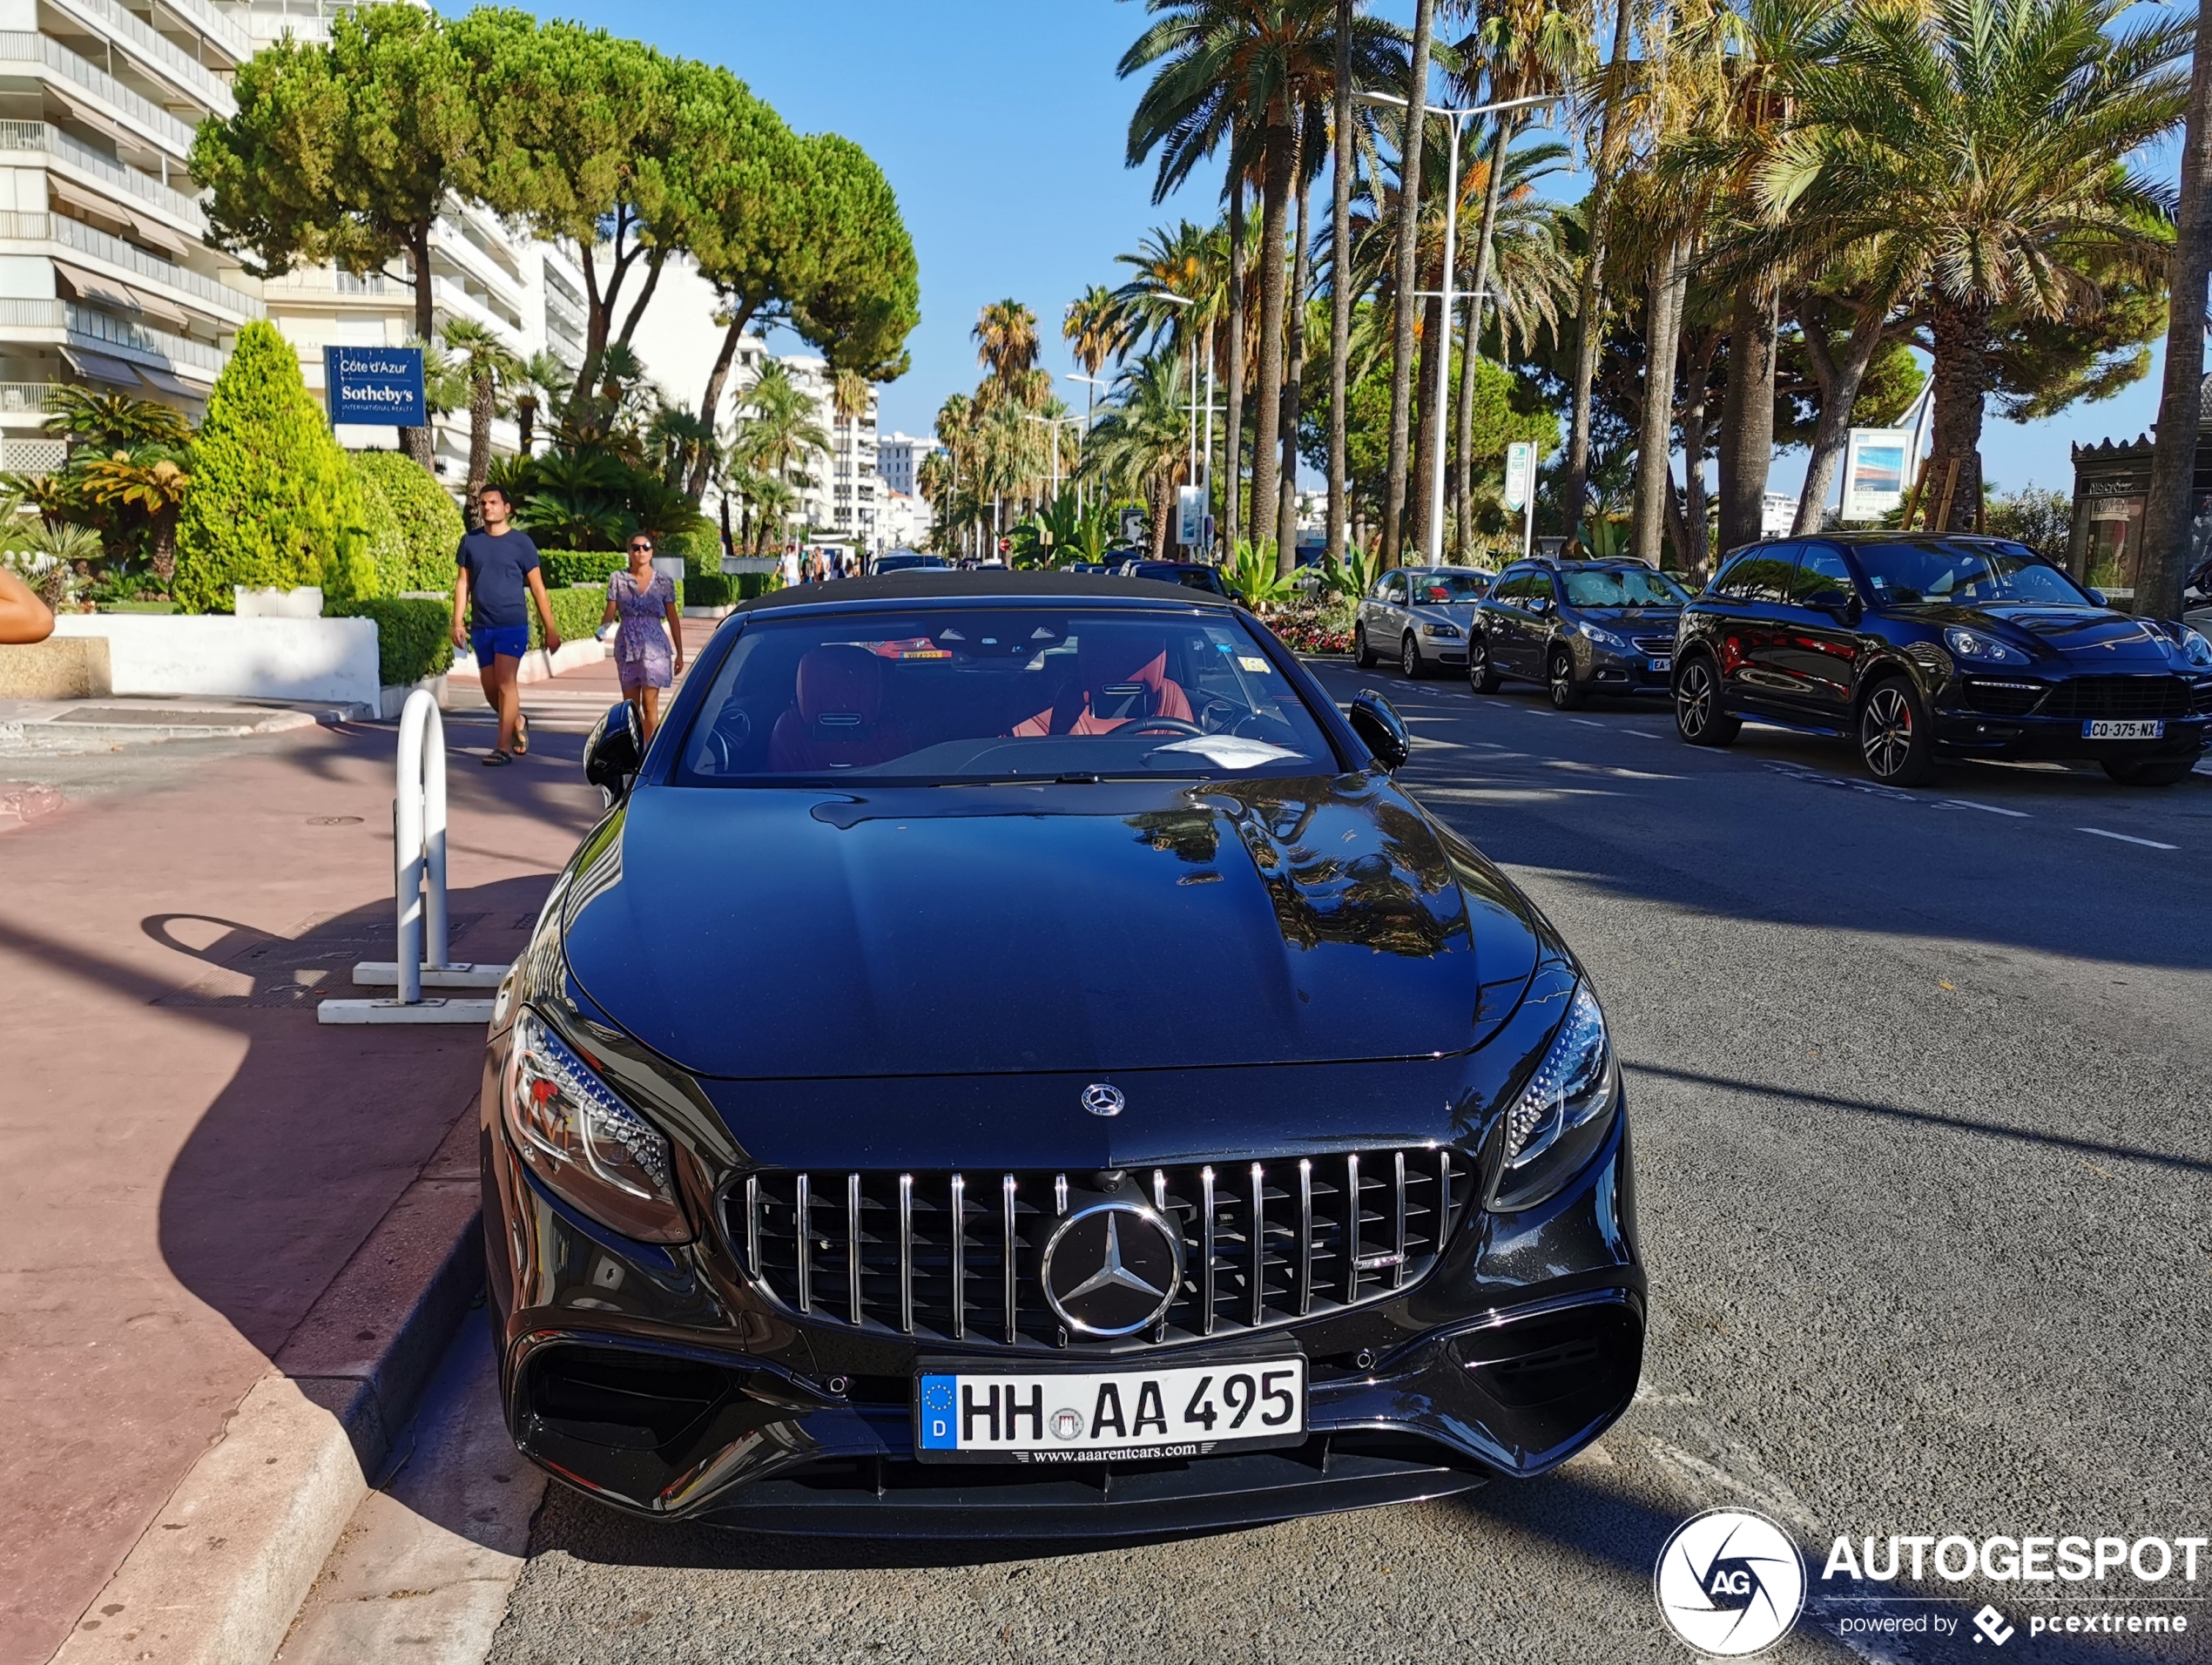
562, 776, 1541, 1081
1910, 603, 2177, 665
1575, 607, 1681, 625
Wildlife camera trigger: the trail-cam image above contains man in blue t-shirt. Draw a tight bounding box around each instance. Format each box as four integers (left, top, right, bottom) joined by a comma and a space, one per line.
449, 484, 563, 765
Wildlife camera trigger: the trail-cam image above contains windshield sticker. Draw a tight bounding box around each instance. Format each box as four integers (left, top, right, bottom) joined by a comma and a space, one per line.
1237, 656, 1273, 673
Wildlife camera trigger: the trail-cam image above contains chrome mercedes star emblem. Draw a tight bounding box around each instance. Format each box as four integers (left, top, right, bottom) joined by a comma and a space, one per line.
1082, 1082, 1125, 1117
1040, 1203, 1183, 1336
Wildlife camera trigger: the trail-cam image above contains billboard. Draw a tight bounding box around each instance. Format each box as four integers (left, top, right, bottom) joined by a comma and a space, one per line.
324, 345, 425, 427
1176, 484, 1206, 547
1843, 428, 1912, 522
1502, 441, 1537, 512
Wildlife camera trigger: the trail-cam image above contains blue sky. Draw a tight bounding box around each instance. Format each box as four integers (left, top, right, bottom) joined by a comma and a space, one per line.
521, 0, 2167, 503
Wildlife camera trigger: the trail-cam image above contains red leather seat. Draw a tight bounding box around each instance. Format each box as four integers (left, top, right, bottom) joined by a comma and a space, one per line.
768, 645, 912, 772
1012, 631, 1194, 737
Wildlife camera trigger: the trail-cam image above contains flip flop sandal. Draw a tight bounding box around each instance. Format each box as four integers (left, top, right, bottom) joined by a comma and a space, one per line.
481, 749, 514, 767
513, 712, 530, 756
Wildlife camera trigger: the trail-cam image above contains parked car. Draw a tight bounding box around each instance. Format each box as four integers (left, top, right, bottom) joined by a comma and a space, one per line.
1468, 560, 1689, 707
875, 552, 951, 575
1111, 558, 1232, 598
1674, 533, 2212, 786
485, 571, 1644, 1535
1354, 565, 1493, 677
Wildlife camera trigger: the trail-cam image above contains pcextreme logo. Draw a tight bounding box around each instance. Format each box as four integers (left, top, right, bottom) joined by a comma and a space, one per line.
1655, 1508, 1809, 1656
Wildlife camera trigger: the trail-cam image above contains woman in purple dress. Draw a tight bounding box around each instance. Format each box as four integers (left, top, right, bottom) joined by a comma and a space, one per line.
600, 534, 685, 743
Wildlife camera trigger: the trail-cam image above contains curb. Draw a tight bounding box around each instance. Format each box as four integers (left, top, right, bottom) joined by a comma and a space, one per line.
50, 1133, 487, 1665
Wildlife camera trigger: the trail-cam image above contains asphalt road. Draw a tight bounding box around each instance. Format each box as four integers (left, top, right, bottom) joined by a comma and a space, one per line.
448, 660, 2211, 1665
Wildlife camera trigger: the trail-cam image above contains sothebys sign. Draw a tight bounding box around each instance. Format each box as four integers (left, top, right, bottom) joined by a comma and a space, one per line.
324, 345, 425, 427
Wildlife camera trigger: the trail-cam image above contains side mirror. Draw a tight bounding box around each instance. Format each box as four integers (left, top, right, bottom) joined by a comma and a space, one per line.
1806, 588, 1860, 621
2087, 588, 2108, 608
583, 699, 644, 803
1347, 690, 1413, 772
1530, 596, 1553, 615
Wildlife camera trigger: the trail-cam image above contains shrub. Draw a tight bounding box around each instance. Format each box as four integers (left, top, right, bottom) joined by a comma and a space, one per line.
345, 453, 410, 597
354, 450, 463, 590
331, 596, 454, 686
531, 583, 616, 650
685, 571, 733, 607
671, 523, 722, 576
173, 320, 373, 612
540, 549, 626, 588
738, 570, 781, 600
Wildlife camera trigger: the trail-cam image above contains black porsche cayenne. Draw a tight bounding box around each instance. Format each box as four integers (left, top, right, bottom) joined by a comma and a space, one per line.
482, 573, 1643, 1534
1675, 533, 2212, 785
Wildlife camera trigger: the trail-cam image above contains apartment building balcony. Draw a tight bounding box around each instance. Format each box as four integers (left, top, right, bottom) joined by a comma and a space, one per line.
44, 0, 237, 119
0, 118, 205, 236
0, 30, 199, 158
428, 273, 522, 340
0, 210, 262, 327
430, 215, 523, 314
157, 0, 246, 63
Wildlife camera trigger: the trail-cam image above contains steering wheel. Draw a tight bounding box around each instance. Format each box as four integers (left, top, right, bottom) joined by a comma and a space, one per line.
1120, 717, 1206, 738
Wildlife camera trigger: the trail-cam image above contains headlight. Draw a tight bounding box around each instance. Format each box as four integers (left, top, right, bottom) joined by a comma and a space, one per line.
502, 1008, 691, 1242
2181, 627, 2212, 669
1421, 620, 1463, 639
1577, 621, 1628, 650
1943, 625, 2027, 666
1491, 983, 1620, 1212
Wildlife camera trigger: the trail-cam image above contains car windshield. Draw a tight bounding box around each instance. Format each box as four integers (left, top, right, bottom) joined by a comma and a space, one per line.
876, 554, 944, 571
1412, 573, 1487, 603
1853, 541, 2089, 606
1562, 568, 1689, 607
676, 605, 1341, 784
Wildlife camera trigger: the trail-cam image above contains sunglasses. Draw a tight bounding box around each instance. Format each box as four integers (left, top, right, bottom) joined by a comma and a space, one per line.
628, 543, 653, 553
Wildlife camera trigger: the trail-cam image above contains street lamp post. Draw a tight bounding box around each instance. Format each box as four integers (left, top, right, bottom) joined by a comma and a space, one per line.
1361, 90, 1559, 563
1065, 372, 1107, 512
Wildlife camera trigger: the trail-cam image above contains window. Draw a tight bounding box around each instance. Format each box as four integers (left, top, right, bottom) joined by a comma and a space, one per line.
1378, 572, 1407, 603
1524, 572, 1557, 606
1413, 572, 1487, 603
1791, 543, 1855, 604
678, 606, 1340, 785
1851, 541, 2090, 607
1715, 545, 1797, 604
1561, 568, 1691, 607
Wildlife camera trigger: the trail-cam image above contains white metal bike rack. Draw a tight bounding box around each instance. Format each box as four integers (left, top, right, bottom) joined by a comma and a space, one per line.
318, 689, 509, 1025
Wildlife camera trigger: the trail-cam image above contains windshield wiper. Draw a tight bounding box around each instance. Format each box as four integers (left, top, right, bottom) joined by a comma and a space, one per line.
1055, 772, 1102, 784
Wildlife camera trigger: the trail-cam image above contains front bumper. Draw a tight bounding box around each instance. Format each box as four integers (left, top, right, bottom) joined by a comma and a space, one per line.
1932, 710, 2210, 762
1575, 637, 1675, 695
482, 1111, 1645, 1534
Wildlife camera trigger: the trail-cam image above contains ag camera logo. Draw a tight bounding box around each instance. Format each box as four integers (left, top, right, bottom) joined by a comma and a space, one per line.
1656, 1507, 1807, 1656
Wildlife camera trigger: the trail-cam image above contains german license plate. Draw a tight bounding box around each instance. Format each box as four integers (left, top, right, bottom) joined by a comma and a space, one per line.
2083, 719, 2162, 739
1649, 657, 1672, 673
914, 1358, 1305, 1464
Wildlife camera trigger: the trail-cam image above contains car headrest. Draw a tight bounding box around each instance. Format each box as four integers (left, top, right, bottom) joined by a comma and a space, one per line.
1077, 630, 1170, 698
796, 644, 884, 728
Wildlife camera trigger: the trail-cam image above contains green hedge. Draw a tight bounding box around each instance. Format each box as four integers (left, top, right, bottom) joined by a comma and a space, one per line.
540, 549, 626, 588
672, 524, 722, 576
346, 454, 411, 597
685, 571, 734, 606
331, 596, 454, 687
354, 451, 464, 592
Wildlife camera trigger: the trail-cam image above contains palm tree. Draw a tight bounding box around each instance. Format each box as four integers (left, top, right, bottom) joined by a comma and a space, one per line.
2141, 0, 2212, 615
40, 387, 191, 452
1086, 350, 1193, 557
732, 361, 830, 513
78, 447, 191, 582
973, 300, 1042, 389
439, 318, 523, 519
511, 350, 572, 460
1384, 0, 1440, 566
832, 367, 873, 543
1764, 0, 2188, 531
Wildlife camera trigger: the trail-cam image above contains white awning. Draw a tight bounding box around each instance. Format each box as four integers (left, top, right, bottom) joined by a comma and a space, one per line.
60, 346, 141, 387
133, 363, 199, 399
125, 284, 188, 331
52, 259, 138, 314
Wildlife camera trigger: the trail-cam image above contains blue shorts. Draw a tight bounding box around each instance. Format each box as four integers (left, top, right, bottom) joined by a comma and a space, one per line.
470, 624, 529, 667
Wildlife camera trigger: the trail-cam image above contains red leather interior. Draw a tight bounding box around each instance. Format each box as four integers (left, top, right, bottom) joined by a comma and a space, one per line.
768, 645, 912, 771
1012, 631, 1193, 736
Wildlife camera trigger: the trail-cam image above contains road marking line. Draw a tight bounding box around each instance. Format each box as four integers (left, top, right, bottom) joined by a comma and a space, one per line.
1568, 718, 1606, 728
1941, 799, 2031, 819
2078, 826, 2178, 850
1623, 728, 1663, 738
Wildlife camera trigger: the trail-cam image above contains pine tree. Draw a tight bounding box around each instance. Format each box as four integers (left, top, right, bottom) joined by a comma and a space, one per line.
173, 320, 374, 612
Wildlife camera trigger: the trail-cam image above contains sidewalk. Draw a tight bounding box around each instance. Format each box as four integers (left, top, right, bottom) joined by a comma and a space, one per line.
0, 654, 644, 1665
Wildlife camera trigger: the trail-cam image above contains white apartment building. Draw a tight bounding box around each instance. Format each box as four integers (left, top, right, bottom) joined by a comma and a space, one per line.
246, 0, 585, 475
777, 351, 879, 551
877, 486, 930, 552
875, 429, 935, 498
0, 0, 263, 469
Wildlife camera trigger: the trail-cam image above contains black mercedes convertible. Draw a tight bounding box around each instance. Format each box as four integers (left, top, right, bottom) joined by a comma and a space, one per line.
482, 572, 1643, 1534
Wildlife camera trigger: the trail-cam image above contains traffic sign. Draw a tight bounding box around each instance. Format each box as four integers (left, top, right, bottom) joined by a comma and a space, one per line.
1503, 441, 1537, 512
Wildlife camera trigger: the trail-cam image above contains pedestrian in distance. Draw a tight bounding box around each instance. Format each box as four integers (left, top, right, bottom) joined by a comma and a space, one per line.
602, 532, 684, 744
450, 483, 563, 766
0, 564, 54, 644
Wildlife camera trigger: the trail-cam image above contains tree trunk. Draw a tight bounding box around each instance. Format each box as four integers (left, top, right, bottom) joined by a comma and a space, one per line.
1410, 288, 1444, 561
151, 517, 175, 583
1251, 111, 1294, 565
617, 245, 667, 348
1675, 326, 1720, 574
1278, 125, 1311, 575
1326, 0, 1355, 567
2141, 0, 2212, 618
401, 221, 435, 474
1224, 166, 1247, 551
1457, 114, 1515, 559
1380, 0, 1437, 570
466, 373, 493, 519
1630, 237, 1689, 566
1715, 284, 1778, 556
689, 302, 761, 502
1563, 0, 1638, 540
1791, 294, 1893, 535
1926, 301, 1990, 535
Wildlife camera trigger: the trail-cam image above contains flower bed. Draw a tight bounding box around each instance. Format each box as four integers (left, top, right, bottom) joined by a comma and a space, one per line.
1258, 599, 1354, 657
